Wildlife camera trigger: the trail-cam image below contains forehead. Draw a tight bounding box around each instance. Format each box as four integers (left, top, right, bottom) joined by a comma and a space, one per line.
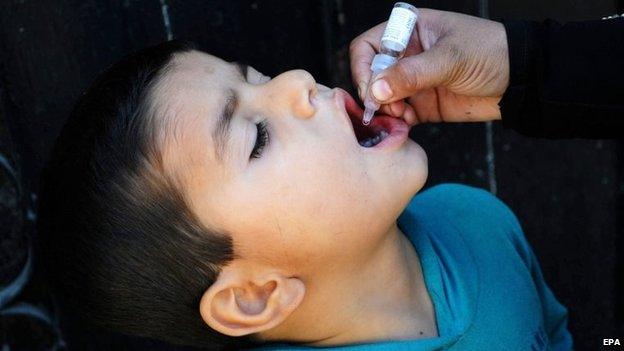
152, 51, 240, 191
167, 51, 239, 91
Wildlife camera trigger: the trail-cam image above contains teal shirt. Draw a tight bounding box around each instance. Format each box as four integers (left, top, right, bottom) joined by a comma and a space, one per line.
254, 184, 572, 350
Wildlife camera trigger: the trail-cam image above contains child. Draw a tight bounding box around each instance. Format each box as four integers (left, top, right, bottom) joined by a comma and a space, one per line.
38, 40, 572, 350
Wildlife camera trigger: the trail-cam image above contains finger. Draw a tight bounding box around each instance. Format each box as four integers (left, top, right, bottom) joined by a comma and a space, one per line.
377, 101, 404, 118
378, 101, 418, 127
377, 104, 395, 117
371, 43, 453, 104
389, 101, 405, 117
406, 89, 443, 123
350, 43, 375, 100
437, 94, 503, 122
349, 22, 387, 100
407, 86, 502, 123
401, 103, 419, 127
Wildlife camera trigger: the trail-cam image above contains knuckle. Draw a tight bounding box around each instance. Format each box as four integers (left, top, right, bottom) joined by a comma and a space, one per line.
348, 38, 363, 54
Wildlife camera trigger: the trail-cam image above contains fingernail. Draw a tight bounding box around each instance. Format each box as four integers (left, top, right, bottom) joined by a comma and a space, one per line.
371, 79, 393, 101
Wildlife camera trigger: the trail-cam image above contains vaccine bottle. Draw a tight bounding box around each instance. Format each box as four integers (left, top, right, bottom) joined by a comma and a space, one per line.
362, 2, 419, 125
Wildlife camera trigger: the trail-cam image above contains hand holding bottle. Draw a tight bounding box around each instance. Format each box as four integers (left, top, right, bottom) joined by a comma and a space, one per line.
350, 8, 510, 126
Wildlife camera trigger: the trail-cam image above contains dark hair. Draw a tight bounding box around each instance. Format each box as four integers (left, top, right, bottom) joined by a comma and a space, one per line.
37, 40, 256, 350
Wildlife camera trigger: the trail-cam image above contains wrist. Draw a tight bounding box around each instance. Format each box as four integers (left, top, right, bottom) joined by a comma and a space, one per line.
497, 21, 511, 96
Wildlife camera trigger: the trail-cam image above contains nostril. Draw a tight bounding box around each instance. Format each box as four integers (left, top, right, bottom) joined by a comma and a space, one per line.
295, 93, 315, 118
296, 85, 316, 118
308, 87, 318, 105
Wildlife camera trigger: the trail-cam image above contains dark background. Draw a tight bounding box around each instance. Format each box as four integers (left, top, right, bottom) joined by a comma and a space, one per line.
0, 0, 622, 350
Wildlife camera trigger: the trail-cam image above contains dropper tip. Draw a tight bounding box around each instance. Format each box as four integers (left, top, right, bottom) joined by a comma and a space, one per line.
362, 108, 375, 125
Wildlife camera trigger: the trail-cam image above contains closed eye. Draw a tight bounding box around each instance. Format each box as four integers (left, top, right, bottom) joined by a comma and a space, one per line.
250, 120, 269, 159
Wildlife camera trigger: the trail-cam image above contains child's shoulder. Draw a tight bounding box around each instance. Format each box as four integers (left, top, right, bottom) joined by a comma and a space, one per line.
408, 183, 518, 220
401, 183, 525, 249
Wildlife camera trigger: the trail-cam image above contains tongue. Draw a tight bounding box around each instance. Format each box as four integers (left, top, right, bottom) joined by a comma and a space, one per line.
359, 130, 389, 147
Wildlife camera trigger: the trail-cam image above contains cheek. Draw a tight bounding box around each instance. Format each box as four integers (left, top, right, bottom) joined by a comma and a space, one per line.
274, 150, 365, 218
228, 157, 365, 261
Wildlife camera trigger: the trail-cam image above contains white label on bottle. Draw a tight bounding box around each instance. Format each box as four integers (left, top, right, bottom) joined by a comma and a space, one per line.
381, 7, 417, 50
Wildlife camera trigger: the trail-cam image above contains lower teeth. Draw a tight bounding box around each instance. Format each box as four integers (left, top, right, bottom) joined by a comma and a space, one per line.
359, 130, 389, 147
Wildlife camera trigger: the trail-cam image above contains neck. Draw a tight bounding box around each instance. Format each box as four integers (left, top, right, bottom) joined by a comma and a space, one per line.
262, 224, 438, 346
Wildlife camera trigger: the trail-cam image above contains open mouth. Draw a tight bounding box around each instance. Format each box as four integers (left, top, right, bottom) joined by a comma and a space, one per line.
339, 89, 407, 149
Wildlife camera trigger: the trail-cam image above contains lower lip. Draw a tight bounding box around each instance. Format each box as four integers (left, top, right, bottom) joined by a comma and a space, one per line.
364, 114, 409, 151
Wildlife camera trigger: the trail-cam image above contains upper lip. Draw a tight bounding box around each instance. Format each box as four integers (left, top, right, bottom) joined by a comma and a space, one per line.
333, 88, 363, 142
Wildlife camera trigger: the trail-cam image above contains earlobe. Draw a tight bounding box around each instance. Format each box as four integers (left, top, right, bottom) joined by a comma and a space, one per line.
199, 266, 305, 337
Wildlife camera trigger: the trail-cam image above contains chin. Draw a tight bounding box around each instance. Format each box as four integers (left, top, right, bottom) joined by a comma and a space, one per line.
401, 141, 429, 198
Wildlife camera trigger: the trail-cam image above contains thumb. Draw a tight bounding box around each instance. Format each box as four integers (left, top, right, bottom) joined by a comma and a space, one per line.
371, 44, 452, 103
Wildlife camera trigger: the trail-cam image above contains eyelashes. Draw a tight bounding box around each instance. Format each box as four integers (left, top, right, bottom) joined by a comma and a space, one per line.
250, 120, 269, 159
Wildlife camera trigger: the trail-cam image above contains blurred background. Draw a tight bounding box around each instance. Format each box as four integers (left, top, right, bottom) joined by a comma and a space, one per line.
0, 0, 622, 350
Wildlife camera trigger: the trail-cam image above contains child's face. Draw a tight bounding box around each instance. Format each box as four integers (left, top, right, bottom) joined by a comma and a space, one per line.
156, 51, 427, 274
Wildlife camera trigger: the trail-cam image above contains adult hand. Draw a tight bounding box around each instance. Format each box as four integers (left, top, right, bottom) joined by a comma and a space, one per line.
350, 8, 509, 126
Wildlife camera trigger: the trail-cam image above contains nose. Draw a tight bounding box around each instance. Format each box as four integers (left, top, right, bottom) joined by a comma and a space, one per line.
254, 69, 318, 119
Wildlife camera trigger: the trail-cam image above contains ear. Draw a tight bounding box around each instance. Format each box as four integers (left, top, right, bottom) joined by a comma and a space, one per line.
199, 265, 305, 337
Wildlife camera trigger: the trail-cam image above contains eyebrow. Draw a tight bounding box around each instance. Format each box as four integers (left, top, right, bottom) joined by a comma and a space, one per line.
212, 62, 249, 164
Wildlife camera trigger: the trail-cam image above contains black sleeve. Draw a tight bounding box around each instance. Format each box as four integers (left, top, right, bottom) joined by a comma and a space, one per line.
498, 17, 624, 138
